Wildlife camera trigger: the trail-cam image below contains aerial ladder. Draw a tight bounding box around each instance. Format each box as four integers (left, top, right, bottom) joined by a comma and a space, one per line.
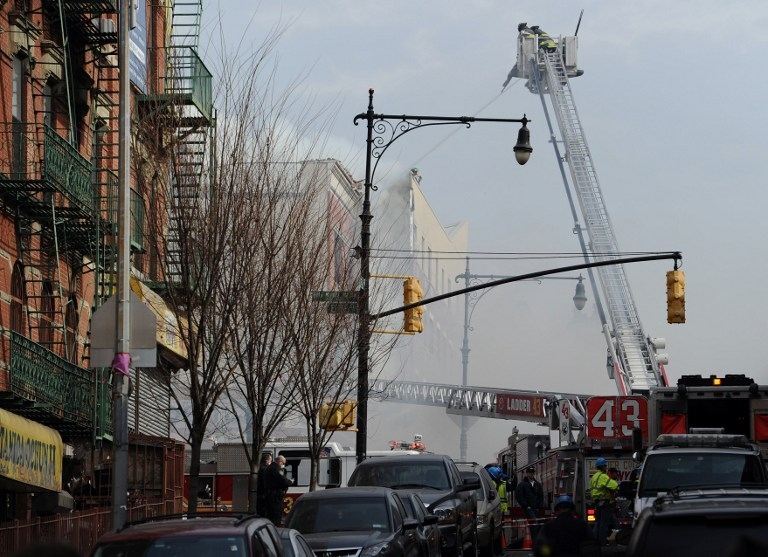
504, 27, 669, 395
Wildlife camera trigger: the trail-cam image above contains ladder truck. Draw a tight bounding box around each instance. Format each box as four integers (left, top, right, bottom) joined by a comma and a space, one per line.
505, 27, 669, 395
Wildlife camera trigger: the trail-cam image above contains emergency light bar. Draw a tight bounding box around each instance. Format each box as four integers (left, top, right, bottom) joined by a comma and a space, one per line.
654, 434, 753, 449
677, 374, 755, 387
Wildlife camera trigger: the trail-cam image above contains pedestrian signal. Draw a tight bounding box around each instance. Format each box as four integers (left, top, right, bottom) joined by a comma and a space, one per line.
403, 277, 424, 333
666, 269, 685, 324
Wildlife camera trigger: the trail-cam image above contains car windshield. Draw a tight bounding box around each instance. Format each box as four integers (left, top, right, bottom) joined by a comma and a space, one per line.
637, 515, 768, 555
288, 497, 391, 534
639, 453, 764, 496
351, 462, 450, 490
93, 536, 246, 557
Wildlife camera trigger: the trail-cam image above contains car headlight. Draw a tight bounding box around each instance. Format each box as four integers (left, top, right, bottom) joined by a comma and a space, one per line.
361, 541, 390, 557
433, 506, 458, 525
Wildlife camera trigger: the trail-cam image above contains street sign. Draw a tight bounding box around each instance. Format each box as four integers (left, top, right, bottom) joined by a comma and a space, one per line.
312, 291, 358, 303
89, 293, 158, 368
558, 400, 572, 445
495, 393, 547, 420
586, 396, 648, 441
326, 301, 358, 314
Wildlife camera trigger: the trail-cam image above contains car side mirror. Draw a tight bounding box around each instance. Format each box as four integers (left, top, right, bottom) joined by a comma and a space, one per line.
403, 518, 420, 531
423, 514, 438, 526
458, 478, 481, 492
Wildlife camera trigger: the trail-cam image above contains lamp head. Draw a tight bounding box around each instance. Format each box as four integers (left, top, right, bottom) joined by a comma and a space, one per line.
514, 120, 532, 165
573, 278, 587, 310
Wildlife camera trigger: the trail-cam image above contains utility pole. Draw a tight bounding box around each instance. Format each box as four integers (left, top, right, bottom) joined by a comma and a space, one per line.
112, 0, 133, 530
459, 257, 471, 461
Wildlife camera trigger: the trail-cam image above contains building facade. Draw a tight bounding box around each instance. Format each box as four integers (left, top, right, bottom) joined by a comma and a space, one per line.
370, 169, 468, 454
0, 0, 199, 521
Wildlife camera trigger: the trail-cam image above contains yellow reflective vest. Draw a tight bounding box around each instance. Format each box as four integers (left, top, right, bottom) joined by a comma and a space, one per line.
589, 470, 618, 501
497, 482, 508, 513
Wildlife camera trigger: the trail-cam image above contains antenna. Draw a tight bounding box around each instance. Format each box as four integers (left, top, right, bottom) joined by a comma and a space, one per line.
574, 9, 584, 36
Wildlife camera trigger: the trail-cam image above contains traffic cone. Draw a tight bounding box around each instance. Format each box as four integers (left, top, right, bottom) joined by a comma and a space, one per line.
521, 522, 534, 550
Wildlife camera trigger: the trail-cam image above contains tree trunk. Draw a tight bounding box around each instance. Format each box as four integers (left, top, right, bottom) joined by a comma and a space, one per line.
248, 429, 263, 513
187, 432, 203, 516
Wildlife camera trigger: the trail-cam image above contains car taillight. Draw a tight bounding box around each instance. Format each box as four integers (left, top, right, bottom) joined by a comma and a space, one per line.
586, 508, 596, 523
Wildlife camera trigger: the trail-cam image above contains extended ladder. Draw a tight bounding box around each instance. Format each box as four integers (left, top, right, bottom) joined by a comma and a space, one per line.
536, 50, 661, 394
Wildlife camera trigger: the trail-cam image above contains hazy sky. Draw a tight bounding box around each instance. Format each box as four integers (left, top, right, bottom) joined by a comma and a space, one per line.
203, 1, 768, 460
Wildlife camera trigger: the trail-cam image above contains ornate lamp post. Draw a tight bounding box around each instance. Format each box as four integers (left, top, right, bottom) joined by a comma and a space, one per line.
353, 89, 532, 463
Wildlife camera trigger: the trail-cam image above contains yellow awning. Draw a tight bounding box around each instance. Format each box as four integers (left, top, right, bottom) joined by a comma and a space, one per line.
0, 409, 63, 492
130, 277, 189, 363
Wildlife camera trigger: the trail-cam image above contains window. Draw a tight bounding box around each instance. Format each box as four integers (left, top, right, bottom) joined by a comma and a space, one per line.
319, 457, 341, 487
288, 497, 392, 534
12, 57, 25, 121
350, 461, 451, 490
42, 83, 53, 128
255, 527, 280, 557
65, 295, 79, 364
10, 262, 26, 335
40, 281, 55, 346
390, 497, 404, 530
279, 450, 311, 487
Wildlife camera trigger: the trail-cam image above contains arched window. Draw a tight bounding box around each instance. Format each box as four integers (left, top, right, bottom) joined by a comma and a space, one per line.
65, 295, 79, 364
10, 262, 26, 335
40, 281, 55, 346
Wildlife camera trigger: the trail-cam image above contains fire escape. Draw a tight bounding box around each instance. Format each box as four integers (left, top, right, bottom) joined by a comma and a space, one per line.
0, 0, 119, 441
139, 0, 214, 288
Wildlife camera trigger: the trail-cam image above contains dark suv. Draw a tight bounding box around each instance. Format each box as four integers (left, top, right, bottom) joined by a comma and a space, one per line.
348, 454, 478, 557
91, 514, 283, 557
627, 488, 768, 556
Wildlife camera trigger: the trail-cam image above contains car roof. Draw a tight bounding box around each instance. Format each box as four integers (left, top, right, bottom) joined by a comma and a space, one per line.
649, 489, 768, 517
357, 454, 450, 465
296, 486, 393, 499
646, 446, 759, 455
96, 515, 271, 544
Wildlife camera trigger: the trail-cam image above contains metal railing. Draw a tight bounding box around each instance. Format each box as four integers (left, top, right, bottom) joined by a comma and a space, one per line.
0, 499, 182, 556
0, 123, 96, 215
8, 331, 94, 428
166, 46, 213, 121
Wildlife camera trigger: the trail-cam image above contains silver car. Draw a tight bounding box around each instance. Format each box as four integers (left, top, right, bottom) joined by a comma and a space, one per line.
457, 463, 503, 557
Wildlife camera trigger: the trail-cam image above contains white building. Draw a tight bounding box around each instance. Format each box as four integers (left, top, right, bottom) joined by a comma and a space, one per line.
369, 169, 468, 454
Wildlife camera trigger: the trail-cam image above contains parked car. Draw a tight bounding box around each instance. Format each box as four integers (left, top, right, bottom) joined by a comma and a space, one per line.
348, 454, 478, 557
456, 463, 502, 557
91, 514, 283, 557
394, 491, 441, 557
277, 528, 315, 557
627, 488, 768, 556
286, 486, 421, 557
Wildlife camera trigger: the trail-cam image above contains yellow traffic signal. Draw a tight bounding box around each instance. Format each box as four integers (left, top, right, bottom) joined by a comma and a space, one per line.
403, 277, 424, 333
666, 269, 685, 324
319, 400, 357, 431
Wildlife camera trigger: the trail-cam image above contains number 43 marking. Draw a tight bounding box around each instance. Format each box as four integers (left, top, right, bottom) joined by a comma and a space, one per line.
590, 398, 641, 437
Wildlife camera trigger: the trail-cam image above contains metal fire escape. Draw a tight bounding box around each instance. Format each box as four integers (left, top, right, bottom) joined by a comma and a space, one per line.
507, 31, 667, 395
0, 0, 119, 440
139, 0, 214, 285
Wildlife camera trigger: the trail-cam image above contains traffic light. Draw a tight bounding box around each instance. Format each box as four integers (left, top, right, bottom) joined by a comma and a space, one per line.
666, 269, 685, 324
319, 400, 357, 431
403, 277, 424, 333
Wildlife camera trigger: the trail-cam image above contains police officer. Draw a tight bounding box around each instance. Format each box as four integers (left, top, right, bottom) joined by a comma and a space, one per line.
589, 457, 618, 545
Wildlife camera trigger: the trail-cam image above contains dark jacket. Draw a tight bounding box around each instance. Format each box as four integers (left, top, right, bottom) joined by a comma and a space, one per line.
534, 512, 595, 557
261, 462, 292, 519
515, 478, 544, 510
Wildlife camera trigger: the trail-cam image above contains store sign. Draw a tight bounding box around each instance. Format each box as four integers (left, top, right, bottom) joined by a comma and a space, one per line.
496, 393, 546, 419
130, 0, 148, 92
0, 409, 63, 492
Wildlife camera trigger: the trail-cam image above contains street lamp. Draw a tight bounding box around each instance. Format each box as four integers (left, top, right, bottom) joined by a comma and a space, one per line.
455, 260, 585, 460
353, 89, 531, 463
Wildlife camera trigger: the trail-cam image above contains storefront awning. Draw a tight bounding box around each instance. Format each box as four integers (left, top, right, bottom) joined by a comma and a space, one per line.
0, 409, 63, 492
130, 277, 189, 365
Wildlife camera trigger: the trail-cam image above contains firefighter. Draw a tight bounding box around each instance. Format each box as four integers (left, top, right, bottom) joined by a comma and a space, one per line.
589, 457, 618, 545
487, 466, 509, 514
531, 25, 558, 52
534, 495, 595, 557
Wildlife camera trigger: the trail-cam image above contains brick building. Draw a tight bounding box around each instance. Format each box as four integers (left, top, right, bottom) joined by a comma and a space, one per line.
0, 0, 211, 521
